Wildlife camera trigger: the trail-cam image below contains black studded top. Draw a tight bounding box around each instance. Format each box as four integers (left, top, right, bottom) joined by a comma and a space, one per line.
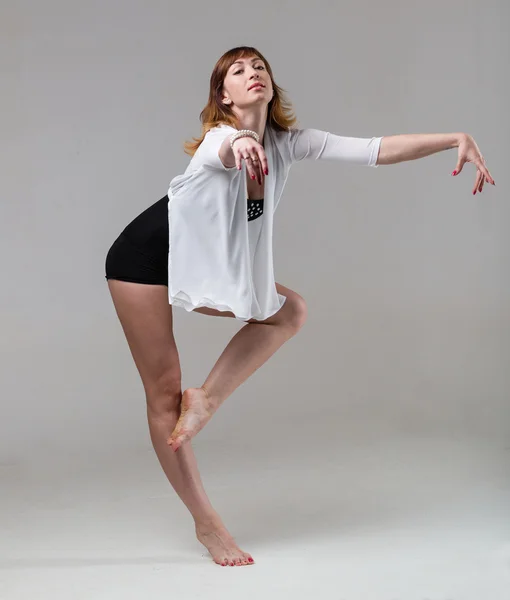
247, 198, 264, 222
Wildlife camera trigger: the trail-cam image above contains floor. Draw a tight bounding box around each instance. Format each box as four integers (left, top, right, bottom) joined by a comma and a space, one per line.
2, 432, 509, 599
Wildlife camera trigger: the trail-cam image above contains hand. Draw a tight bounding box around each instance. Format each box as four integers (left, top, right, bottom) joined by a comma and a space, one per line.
452, 133, 495, 194
232, 136, 268, 185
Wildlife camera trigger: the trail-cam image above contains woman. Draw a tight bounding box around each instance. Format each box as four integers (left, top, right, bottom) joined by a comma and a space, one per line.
105, 46, 494, 567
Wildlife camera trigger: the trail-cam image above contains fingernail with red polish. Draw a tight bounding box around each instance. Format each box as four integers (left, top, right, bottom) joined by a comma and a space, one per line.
452, 171, 457, 176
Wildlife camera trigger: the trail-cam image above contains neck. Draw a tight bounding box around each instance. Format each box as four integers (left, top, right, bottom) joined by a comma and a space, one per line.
235, 107, 268, 145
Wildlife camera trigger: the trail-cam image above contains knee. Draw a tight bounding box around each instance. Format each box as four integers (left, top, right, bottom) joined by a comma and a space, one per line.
284, 294, 308, 333
145, 373, 182, 417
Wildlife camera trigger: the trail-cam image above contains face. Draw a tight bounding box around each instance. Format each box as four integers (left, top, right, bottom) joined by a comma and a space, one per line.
222, 55, 273, 108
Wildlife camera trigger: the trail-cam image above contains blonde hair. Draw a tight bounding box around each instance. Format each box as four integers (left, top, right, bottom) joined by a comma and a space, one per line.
183, 46, 298, 157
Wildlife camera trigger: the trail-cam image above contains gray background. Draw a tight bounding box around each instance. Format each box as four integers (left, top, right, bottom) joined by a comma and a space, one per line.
2, 0, 509, 598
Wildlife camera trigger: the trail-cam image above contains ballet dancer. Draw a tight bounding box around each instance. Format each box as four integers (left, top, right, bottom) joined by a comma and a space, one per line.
105, 46, 495, 567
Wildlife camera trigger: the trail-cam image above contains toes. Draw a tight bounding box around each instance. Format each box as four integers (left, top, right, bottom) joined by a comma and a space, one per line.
168, 434, 189, 452
167, 431, 181, 446
216, 554, 253, 566
169, 439, 180, 452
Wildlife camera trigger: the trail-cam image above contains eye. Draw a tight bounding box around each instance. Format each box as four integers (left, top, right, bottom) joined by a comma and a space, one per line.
233, 65, 265, 75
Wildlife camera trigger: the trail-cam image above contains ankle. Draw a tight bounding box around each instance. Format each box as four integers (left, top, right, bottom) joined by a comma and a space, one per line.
194, 512, 223, 529
200, 385, 217, 412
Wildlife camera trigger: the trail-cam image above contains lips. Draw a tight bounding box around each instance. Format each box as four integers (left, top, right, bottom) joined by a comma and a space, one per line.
249, 83, 265, 90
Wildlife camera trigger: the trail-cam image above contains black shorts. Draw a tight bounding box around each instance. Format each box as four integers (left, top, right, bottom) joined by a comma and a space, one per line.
105, 193, 265, 286
105, 195, 169, 286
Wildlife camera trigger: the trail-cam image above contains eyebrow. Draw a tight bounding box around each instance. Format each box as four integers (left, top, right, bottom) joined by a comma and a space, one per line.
231, 58, 262, 68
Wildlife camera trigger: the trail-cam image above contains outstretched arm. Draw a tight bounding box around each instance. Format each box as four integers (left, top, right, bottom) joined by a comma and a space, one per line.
288, 128, 382, 167
289, 128, 495, 195
377, 132, 495, 194
378, 132, 459, 164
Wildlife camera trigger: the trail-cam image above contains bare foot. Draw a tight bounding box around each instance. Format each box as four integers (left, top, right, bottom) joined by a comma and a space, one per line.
195, 518, 255, 567
167, 387, 216, 452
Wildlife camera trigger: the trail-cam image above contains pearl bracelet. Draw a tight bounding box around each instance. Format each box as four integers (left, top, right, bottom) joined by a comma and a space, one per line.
230, 129, 259, 150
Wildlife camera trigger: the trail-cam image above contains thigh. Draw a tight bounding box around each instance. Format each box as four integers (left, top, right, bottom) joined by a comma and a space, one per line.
107, 280, 182, 403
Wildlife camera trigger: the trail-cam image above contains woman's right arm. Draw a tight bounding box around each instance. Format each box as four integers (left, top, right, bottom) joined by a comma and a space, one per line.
218, 135, 236, 169
219, 135, 268, 184
196, 127, 267, 183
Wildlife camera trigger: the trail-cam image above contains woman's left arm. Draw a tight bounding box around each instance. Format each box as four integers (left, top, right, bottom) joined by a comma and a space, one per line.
377, 132, 495, 194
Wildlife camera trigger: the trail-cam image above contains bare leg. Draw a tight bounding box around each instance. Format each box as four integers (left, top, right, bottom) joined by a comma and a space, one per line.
167, 283, 307, 451
165, 283, 307, 565
146, 401, 216, 521
107, 280, 253, 566
147, 403, 254, 566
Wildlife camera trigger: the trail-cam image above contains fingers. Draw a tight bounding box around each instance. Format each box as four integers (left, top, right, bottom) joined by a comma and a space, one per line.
244, 156, 260, 183
234, 150, 255, 178
257, 148, 269, 176
478, 161, 495, 185
478, 173, 485, 194
234, 149, 243, 171
231, 137, 268, 179
472, 159, 494, 194
453, 159, 465, 175
255, 153, 265, 182
472, 170, 482, 195
234, 150, 268, 184
249, 153, 264, 184
474, 154, 494, 185
454, 157, 495, 195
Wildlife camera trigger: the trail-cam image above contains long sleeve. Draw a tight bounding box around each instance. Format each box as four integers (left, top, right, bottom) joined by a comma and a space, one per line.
288, 127, 382, 167
191, 125, 239, 171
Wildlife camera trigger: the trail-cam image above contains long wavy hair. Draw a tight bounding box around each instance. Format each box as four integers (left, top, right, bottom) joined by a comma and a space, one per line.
183, 46, 298, 157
